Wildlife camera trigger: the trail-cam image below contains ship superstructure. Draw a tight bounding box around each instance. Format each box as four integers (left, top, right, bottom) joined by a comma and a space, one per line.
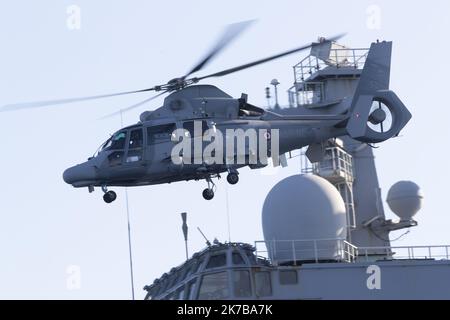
144, 40, 450, 300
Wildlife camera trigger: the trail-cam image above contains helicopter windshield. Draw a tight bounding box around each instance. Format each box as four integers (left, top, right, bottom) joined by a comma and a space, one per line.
101, 131, 127, 151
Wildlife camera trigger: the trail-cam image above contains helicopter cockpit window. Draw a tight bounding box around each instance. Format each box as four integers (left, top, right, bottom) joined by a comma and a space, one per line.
110, 131, 127, 149
108, 151, 124, 167
102, 131, 127, 151
126, 128, 143, 163
129, 129, 143, 149
147, 123, 176, 145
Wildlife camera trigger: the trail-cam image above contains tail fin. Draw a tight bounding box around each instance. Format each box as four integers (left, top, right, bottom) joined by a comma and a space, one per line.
346, 41, 412, 143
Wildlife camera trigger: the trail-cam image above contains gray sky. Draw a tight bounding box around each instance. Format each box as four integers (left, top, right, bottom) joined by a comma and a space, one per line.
1, 0, 449, 299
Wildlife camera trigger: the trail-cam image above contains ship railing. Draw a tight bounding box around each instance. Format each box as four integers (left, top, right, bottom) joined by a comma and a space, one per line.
312, 149, 354, 182
357, 245, 450, 261
254, 238, 358, 265
293, 48, 369, 82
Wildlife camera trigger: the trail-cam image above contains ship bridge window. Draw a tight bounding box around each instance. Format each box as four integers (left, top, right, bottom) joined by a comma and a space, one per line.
167, 275, 177, 289
185, 279, 197, 300
246, 252, 257, 265
232, 252, 245, 265
206, 253, 227, 269
194, 259, 204, 273
184, 260, 203, 280
255, 271, 272, 297
175, 287, 184, 300
180, 265, 190, 281
165, 291, 177, 300
152, 284, 163, 298
279, 270, 298, 285
197, 271, 229, 300
233, 270, 252, 297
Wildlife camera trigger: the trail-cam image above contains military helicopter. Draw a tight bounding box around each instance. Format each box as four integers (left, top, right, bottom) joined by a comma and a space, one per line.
1, 21, 411, 202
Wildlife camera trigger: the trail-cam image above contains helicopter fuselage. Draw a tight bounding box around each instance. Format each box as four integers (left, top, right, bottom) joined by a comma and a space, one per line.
63, 46, 413, 203
62, 115, 346, 189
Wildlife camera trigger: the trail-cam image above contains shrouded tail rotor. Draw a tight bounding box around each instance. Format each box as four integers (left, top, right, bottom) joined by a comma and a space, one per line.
346, 41, 412, 143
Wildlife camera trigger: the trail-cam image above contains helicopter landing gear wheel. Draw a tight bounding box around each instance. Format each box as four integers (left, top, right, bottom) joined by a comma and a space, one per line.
101, 185, 117, 204
202, 188, 215, 200
226, 172, 239, 185
202, 176, 216, 200
103, 191, 117, 203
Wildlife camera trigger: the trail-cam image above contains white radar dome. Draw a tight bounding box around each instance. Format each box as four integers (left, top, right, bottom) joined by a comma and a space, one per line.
262, 174, 347, 263
387, 181, 423, 221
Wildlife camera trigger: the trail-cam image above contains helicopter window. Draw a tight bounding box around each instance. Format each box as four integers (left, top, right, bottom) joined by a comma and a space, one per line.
127, 129, 143, 163
129, 128, 143, 149
100, 139, 111, 152
108, 151, 124, 166
197, 272, 229, 300
109, 131, 127, 150
147, 123, 176, 144
183, 120, 209, 137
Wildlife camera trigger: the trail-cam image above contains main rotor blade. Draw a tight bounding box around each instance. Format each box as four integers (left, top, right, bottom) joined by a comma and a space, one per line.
183, 20, 255, 78
99, 91, 168, 120
0, 87, 156, 112
195, 33, 346, 81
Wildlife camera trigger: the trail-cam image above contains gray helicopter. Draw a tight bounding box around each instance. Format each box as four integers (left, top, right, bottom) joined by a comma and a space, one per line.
1, 22, 411, 202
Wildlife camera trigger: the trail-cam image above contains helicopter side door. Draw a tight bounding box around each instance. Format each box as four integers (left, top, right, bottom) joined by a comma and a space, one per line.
105, 127, 147, 180
125, 128, 145, 164
145, 123, 177, 176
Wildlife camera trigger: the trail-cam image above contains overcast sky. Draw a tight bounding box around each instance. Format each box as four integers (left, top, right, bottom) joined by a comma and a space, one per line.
1, 0, 449, 299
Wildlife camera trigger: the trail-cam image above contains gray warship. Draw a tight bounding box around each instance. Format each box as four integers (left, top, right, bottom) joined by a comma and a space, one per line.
143, 40, 450, 300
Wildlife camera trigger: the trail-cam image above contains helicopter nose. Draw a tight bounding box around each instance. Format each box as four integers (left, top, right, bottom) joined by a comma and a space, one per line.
63, 162, 98, 187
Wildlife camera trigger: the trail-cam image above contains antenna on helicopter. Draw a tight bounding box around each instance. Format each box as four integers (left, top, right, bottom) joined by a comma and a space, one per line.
197, 227, 212, 247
